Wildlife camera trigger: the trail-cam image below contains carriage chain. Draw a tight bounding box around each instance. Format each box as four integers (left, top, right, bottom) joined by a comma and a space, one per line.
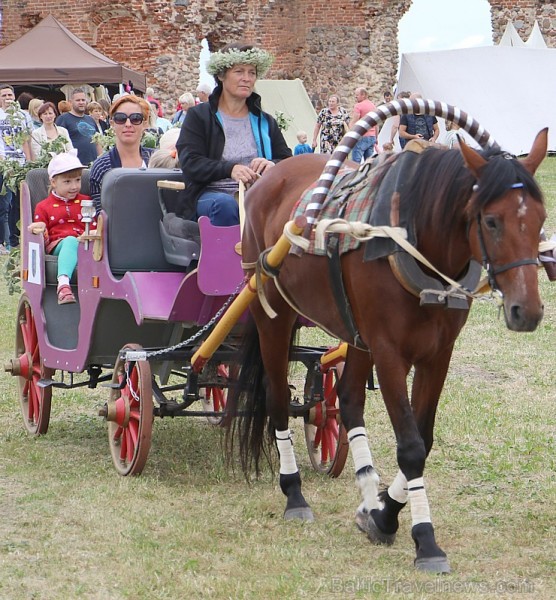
122, 278, 246, 403
122, 277, 247, 364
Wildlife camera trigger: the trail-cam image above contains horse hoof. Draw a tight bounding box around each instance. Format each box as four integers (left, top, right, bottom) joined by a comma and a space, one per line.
284, 507, 314, 522
355, 510, 396, 546
414, 556, 451, 574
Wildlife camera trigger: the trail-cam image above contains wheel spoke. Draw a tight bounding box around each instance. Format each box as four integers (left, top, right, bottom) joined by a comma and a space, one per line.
213, 388, 224, 412
129, 364, 138, 390
28, 384, 36, 422
128, 418, 139, 448
113, 425, 123, 442
330, 420, 339, 441
324, 427, 335, 462
20, 320, 31, 353
314, 428, 322, 450
32, 341, 39, 364
120, 428, 128, 462
125, 428, 134, 463
28, 310, 37, 353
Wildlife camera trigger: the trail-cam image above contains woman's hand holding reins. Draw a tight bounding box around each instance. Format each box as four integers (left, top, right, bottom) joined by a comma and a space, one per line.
232, 158, 275, 188
250, 157, 275, 175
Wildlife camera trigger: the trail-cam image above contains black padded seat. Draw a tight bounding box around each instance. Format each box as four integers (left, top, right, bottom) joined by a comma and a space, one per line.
156, 177, 200, 267
100, 168, 189, 275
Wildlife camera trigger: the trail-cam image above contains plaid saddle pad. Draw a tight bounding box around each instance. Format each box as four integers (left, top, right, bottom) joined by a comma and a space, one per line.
291, 159, 388, 256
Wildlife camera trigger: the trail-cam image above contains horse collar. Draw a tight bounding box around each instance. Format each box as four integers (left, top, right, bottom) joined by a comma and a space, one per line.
388, 252, 481, 309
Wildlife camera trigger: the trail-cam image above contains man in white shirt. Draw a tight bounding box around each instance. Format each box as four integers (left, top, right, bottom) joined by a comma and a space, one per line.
0, 83, 32, 249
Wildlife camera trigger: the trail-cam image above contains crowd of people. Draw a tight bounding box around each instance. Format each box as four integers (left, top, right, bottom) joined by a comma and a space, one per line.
0, 42, 455, 265
0, 79, 214, 254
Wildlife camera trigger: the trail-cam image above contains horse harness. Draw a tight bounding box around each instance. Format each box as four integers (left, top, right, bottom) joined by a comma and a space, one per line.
323, 149, 483, 349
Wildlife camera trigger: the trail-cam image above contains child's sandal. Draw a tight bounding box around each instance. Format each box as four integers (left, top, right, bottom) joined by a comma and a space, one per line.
57, 284, 76, 305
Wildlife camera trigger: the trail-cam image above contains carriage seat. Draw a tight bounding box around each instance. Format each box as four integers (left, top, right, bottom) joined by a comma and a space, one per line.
156, 179, 200, 267
24, 168, 91, 285
100, 168, 192, 276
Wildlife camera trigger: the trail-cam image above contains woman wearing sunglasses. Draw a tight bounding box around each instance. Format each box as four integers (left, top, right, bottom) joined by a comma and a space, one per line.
176, 42, 291, 226
89, 94, 153, 214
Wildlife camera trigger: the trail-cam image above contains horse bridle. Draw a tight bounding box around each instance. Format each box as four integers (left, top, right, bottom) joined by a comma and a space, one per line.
474, 182, 539, 293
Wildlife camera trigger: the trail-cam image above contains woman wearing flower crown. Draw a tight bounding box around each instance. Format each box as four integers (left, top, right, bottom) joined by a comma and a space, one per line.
176, 42, 292, 226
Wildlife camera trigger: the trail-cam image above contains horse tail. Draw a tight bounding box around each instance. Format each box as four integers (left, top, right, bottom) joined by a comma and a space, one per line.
224, 316, 273, 478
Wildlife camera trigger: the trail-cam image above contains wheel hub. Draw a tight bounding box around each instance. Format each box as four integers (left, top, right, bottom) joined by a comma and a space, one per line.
5, 352, 32, 379
100, 396, 131, 427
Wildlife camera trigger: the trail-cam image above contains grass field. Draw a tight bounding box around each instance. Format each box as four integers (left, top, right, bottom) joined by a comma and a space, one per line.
0, 158, 555, 599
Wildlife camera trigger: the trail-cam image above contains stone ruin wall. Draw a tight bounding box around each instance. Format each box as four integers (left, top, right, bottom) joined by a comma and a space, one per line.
1, 0, 554, 114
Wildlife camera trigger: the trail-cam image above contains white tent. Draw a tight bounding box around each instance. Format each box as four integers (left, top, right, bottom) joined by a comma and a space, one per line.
498, 21, 525, 47
255, 79, 317, 151
525, 21, 547, 49
498, 20, 547, 49
391, 44, 555, 156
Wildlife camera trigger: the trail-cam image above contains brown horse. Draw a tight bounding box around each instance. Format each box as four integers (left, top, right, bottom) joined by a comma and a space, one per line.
225, 127, 547, 573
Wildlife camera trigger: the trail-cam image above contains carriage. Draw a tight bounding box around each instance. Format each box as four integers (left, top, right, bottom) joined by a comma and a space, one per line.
5, 165, 349, 477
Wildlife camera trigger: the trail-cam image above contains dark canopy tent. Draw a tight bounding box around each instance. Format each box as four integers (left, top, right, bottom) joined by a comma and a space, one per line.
0, 14, 146, 92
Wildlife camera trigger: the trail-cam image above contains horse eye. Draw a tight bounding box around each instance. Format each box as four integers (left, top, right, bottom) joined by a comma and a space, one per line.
483, 216, 498, 230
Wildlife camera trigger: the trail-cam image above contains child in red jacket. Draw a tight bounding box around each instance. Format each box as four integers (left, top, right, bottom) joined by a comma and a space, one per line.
28, 150, 93, 304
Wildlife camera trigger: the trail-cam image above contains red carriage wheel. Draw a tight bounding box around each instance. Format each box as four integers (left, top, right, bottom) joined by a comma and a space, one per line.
104, 344, 153, 476
304, 363, 349, 477
11, 295, 53, 435
201, 363, 235, 425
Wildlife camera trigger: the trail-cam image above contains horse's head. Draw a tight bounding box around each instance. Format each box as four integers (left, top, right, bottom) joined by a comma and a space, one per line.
461, 129, 548, 332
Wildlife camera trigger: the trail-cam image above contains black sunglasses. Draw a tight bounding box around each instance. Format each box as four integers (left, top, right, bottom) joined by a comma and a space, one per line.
112, 112, 144, 125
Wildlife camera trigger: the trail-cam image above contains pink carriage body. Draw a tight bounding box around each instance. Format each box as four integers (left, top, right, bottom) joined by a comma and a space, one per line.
19, 168, 244, 372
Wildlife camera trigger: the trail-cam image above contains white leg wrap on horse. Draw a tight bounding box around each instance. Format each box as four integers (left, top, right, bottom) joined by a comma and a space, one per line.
356, 467, 381, 512
388, 470, 409, 504
348, 427, 373, 473
348, 427, 380, 512
275, 429, 298, 475
408, 477, 432, 526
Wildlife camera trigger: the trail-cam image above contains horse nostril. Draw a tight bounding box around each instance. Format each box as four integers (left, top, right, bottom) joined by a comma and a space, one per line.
510, 304, 522, 324
509, 303, 543, 331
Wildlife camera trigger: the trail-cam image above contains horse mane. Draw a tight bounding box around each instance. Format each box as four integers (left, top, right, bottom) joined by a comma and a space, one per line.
406, 147, 474, 236
406, 146, 544, 237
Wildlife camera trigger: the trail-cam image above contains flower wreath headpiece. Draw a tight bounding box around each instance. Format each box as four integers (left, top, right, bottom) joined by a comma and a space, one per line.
206, 47, 274, 78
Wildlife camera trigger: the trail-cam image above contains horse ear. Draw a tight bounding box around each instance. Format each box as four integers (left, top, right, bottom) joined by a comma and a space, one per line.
458, 135, 487, 178
520, 128, 548, 175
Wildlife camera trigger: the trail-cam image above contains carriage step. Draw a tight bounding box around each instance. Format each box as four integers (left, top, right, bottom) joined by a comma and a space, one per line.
102, 383, 124, 389
37, 378, 73, 389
